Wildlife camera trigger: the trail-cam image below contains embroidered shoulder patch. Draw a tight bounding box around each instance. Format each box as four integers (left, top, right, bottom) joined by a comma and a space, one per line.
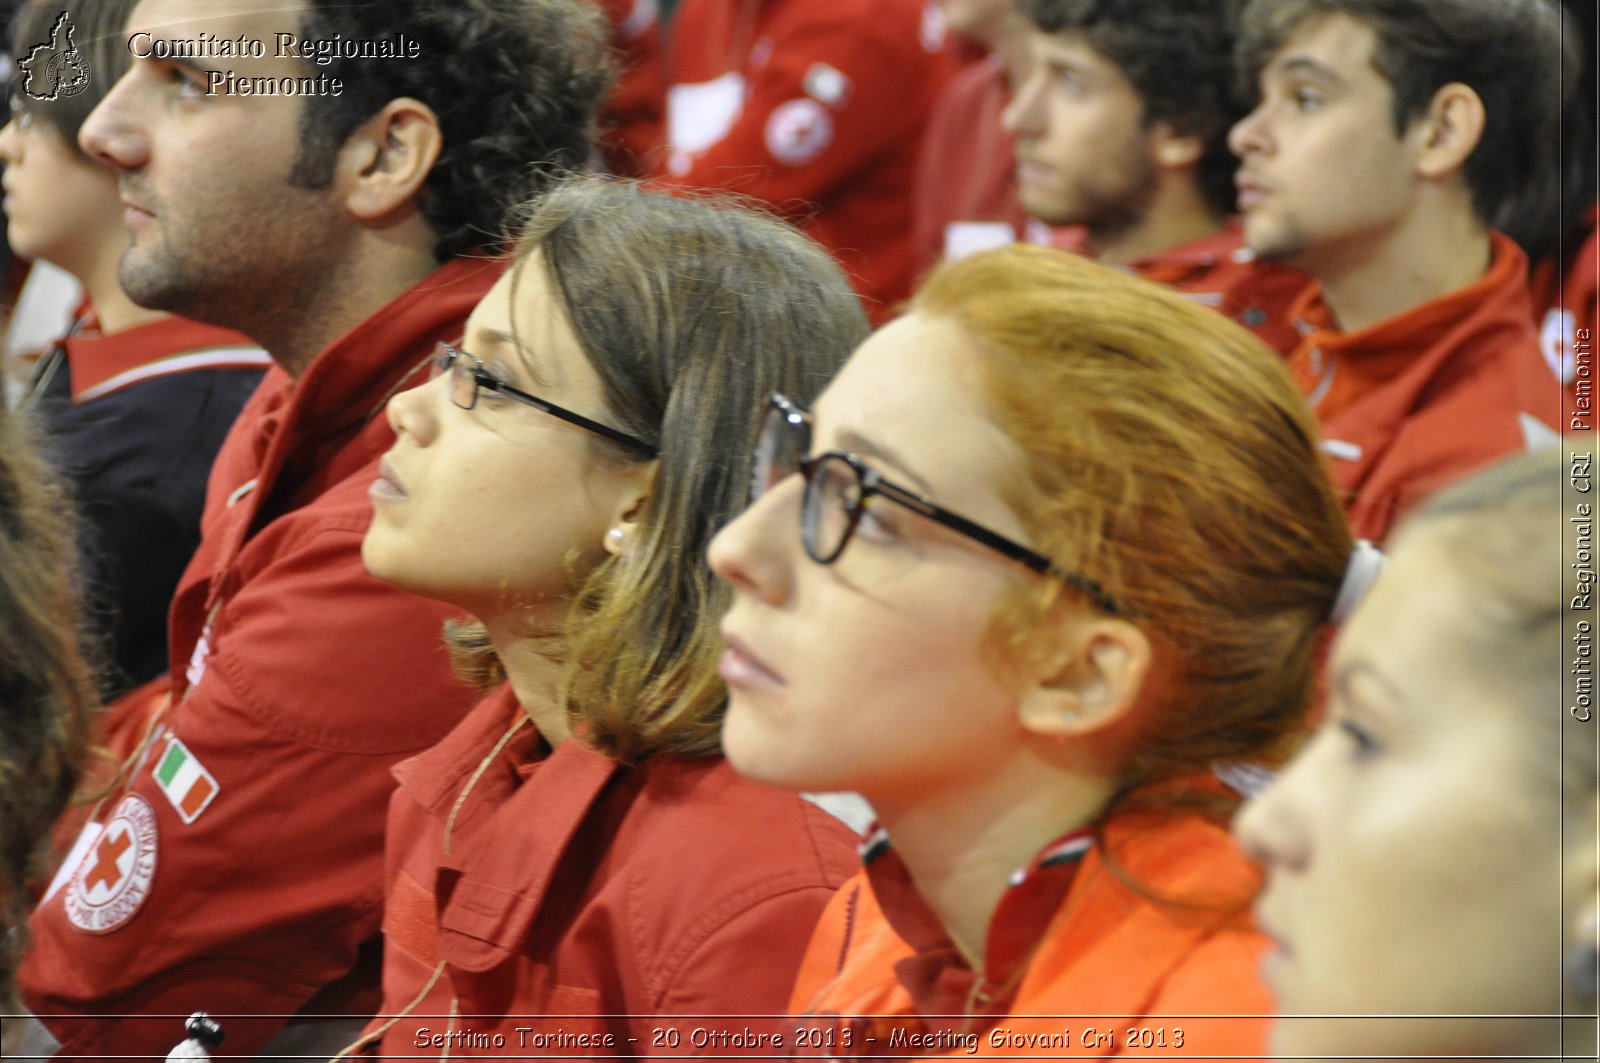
765, 98, 834, 166
65, 793, 158, 934
154, 737, 220, 823
802, 62, 851, 106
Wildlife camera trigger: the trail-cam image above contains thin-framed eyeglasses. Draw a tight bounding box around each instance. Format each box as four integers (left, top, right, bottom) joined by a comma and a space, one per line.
431, 341, 657, 457
750, 392, 1127, 615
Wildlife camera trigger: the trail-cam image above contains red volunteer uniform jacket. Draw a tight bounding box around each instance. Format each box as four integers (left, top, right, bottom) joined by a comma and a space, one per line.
1290, 232, 1561, 542
789, 810, 1272, 1059
1055, 222, 1314, 356
20, 258, 500, 1059
659, 0, 957, 320
352, 684, 859, 1058
1529, 201, 1598, 416
911, 55, 1038, 278
599, 0, 666, 175
24, 312, 269, 695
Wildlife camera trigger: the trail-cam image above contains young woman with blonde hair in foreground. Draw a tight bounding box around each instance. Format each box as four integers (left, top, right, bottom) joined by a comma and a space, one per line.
1238, 445, 1597, 1062
344, 177, 869, 1057
711, 242, 1356, 1056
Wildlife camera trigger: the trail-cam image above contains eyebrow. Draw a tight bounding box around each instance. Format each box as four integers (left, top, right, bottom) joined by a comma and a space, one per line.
475, 327, 550, 387
1330, 659, 1410, 718
1266, 55, 1345, 87
829, 425, 936, 496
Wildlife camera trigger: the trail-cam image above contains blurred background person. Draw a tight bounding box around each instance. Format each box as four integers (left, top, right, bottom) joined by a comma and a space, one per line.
910, 0, 1049, 275
2, 0, 268, 698
1237, 446, 1597, 1061
658, 0, 957, 321
1003, 0, 1312, 354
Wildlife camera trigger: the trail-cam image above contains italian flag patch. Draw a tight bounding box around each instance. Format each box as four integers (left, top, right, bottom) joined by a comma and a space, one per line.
153, 738, 219, 824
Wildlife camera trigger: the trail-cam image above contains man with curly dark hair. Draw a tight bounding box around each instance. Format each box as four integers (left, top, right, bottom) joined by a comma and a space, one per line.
1001, 0, 1312, 353
14, 0, 613, 1057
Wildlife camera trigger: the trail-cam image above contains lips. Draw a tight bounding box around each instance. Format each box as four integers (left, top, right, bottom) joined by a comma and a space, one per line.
369, 456, 408, 502
117, 180, 156, 223
1235, 173, 1269, 212
718, 628, 785, 690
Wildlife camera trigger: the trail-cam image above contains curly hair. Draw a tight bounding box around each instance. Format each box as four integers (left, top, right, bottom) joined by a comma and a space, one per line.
0, 408, 96, 1019
1019, 0, 1246, 217
1236, 0, 1572, 232
287, 0, 614, 261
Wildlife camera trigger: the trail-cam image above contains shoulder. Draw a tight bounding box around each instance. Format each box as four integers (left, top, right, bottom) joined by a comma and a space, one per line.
627, 757, 860, 890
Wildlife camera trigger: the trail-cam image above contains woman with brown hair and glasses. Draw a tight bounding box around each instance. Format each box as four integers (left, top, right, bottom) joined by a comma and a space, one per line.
710, 242, 1357, 1056
339, 176, 869, 1058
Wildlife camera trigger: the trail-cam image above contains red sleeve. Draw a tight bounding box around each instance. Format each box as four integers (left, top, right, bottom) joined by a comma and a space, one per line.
659, 3, 940, 216
19, 515, 477, 1059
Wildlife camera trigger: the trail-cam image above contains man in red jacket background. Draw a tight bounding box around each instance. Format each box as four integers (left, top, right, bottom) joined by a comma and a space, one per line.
15, 0, 612, 1057
1231, 0, 1566, 542
658, 0, 958, 321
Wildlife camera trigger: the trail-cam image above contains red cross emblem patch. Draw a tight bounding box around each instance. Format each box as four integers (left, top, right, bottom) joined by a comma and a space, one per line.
65, 793, 158, 933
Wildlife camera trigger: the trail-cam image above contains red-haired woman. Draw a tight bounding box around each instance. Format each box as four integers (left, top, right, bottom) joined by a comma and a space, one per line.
711, 243, 1356, 1056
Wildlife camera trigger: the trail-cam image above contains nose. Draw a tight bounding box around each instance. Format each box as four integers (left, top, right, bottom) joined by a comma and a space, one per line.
1000, 63, 1046, 139
1228, 98, 1272, 160
708, 477, 801, 607
78, 67, 147, 171
386, 372, 445, 445
1232, 742, 1316, 874
0, 116, 19, 163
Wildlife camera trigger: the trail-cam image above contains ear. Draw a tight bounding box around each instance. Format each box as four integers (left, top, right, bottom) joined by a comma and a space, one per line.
1149, 120, 1205, 171
1409, 82, 1484, 180
1016, 616, 1152, 739
336, 97, 443, 222
601, 460, 658, 558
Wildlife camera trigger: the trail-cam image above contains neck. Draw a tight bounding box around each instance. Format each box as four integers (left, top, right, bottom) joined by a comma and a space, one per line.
1310, 202, 1492, 334
1089, 178, 1224, 268
869, 755, 1116, 969
81, 273, 166, 335
483, 615, 572, 747
263, 240, 442, 379
58, 233, 167, 335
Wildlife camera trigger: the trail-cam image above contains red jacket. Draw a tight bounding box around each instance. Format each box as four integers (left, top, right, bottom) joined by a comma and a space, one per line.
1529, 201, 1598, 417
1288, 232, 1562, 542
1056, 223, 1314, 356
659, 0, 957, 321
19, 258, 500, 1060
598, 0, 666, 176
911, 55, 1038, 279
789, 811, 1272, 1060
352, 684, 859, 1058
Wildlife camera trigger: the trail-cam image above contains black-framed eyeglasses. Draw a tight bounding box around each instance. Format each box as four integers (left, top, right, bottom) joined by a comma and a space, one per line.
750, 392, 1127, 615
432, 342, 657, 457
